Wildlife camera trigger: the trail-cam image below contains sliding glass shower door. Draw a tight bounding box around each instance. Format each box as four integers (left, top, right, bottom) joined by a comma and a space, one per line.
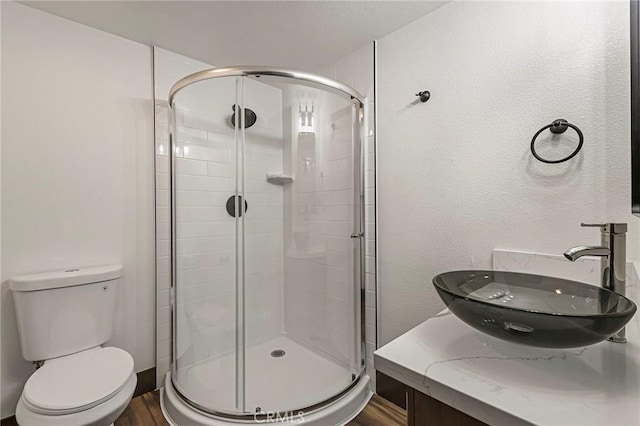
170, 69, 364, 418
171, 75, 242, 413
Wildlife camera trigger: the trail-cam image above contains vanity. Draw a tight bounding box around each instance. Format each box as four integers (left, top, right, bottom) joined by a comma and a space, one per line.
374, 251, 640, 426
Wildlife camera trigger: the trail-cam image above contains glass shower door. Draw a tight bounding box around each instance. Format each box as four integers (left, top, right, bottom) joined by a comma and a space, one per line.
169, 69, 364, 419
242, 75, 363, 414
171, 75, 246, 415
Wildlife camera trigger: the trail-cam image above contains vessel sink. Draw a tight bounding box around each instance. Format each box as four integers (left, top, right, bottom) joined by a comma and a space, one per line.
433, 270, 637, 348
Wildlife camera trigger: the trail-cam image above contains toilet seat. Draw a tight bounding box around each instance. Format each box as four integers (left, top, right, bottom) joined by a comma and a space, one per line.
22, 347, 134, 415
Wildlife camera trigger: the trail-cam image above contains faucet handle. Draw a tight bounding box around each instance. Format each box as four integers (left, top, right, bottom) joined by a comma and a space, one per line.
580, 223, 627, 233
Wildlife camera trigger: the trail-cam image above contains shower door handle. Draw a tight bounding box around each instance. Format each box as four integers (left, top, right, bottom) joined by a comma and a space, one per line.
350, 233, 363, 239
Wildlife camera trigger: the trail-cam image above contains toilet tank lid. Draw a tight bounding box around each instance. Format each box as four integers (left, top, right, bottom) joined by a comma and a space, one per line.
10, 265, 123, 292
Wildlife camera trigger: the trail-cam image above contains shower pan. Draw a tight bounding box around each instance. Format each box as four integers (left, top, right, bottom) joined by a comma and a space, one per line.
160, 67, 371, 425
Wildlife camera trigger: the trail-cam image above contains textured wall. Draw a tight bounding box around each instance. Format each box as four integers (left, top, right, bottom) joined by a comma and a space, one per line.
377, 1, 639, 345
1, 2, 154, 417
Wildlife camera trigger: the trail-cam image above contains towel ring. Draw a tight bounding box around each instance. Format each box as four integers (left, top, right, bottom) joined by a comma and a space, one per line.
530, 119, 583, 164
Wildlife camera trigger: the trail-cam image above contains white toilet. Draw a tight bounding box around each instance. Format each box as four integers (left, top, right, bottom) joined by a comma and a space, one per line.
10, 265, 137, 426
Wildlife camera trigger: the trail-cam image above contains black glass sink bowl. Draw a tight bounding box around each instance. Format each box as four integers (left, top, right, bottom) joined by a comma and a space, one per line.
433, 270, 637, 348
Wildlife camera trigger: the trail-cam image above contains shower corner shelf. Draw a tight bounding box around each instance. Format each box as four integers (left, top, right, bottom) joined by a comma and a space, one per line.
266, 173, 295, 185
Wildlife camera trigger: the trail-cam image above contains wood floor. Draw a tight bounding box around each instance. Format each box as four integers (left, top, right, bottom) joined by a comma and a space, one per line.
115, 391, 167, 426
115, 391, 406, 426
348, 394, 407, 426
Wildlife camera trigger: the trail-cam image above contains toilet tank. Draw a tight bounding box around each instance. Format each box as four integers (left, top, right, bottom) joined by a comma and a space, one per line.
10, 265, 123, 361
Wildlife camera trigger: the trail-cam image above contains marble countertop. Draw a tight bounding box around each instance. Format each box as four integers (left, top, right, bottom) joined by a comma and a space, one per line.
374, 252, 640, 426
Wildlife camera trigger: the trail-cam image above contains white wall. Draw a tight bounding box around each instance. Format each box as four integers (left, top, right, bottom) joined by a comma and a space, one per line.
1, 2, 154, 418
378, 1, 639, 346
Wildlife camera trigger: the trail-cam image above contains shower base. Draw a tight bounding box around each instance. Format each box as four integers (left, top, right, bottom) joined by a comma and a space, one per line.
161, 335, 371, 425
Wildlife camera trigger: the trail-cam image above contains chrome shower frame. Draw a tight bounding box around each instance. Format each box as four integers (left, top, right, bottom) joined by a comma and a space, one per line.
167, 66, 367, 421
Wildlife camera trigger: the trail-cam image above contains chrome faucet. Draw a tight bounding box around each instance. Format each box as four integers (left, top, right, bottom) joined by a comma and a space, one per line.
564, 223, 628, 343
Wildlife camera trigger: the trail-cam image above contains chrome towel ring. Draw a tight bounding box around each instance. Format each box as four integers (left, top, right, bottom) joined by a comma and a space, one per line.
530, 119, 584, 164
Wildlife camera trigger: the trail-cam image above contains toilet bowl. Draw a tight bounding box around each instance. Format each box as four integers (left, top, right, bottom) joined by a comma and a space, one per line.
10, 265, 137, 426
15, 347, 136, 426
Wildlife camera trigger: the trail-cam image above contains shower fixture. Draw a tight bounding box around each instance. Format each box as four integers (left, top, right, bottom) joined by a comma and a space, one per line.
299, 101, 315, 133
162, 66, 371, 426
230, 104, 257, 128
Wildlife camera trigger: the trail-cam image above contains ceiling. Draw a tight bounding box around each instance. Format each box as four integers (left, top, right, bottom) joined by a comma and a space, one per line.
20, 1, 447, 71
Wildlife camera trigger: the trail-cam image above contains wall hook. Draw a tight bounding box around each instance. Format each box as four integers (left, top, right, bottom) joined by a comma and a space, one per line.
415, 91, 430, 103
549, 119, 569, 134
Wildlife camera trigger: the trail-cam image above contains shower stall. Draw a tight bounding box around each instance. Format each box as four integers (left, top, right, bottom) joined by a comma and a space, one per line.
161, 67, 371, 425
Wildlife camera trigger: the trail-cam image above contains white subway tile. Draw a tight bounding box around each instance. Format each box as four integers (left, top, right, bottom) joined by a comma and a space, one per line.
365, 222, 375, 238
156, 172, 170, 190
178, 251, 235, 271
364, 290, 375, 309
157, 356, 171, 379
175, 158, 208, 175
155, 104, 169, 124
157, 256, 170, 274
157, 273, 170, 291
156, 190, 169, 207
177, 234, 235, 254
326, 236, 351, 253
155, 122, 169, 140
177, 221, 235, 238
365, 255, 376, 274
157, 239, 170, 257
184, 144, 231, 162
208, 161, 234, 177
365, 273, 376, 291
157, 206, 170, 223
365, 307, 376, 330
156, 156, 169, 173
157, 338, 171, 359
176, 174, 230, 191
322, 221, 351, 237
157, 289, 171, 308
365, 238, 375, 256
176, 126, 208, 144
157, 222, 170, 240
156, 140, 169, 157
176, 190, 210, 207
178, 264, 235, 286
365, 171, 375, 189
365, 341, 376, 361
157, 306, 171, 325
177, 206, 228, 222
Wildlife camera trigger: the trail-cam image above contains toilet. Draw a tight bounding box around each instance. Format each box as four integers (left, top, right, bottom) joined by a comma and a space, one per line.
10, 265, 136, 426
